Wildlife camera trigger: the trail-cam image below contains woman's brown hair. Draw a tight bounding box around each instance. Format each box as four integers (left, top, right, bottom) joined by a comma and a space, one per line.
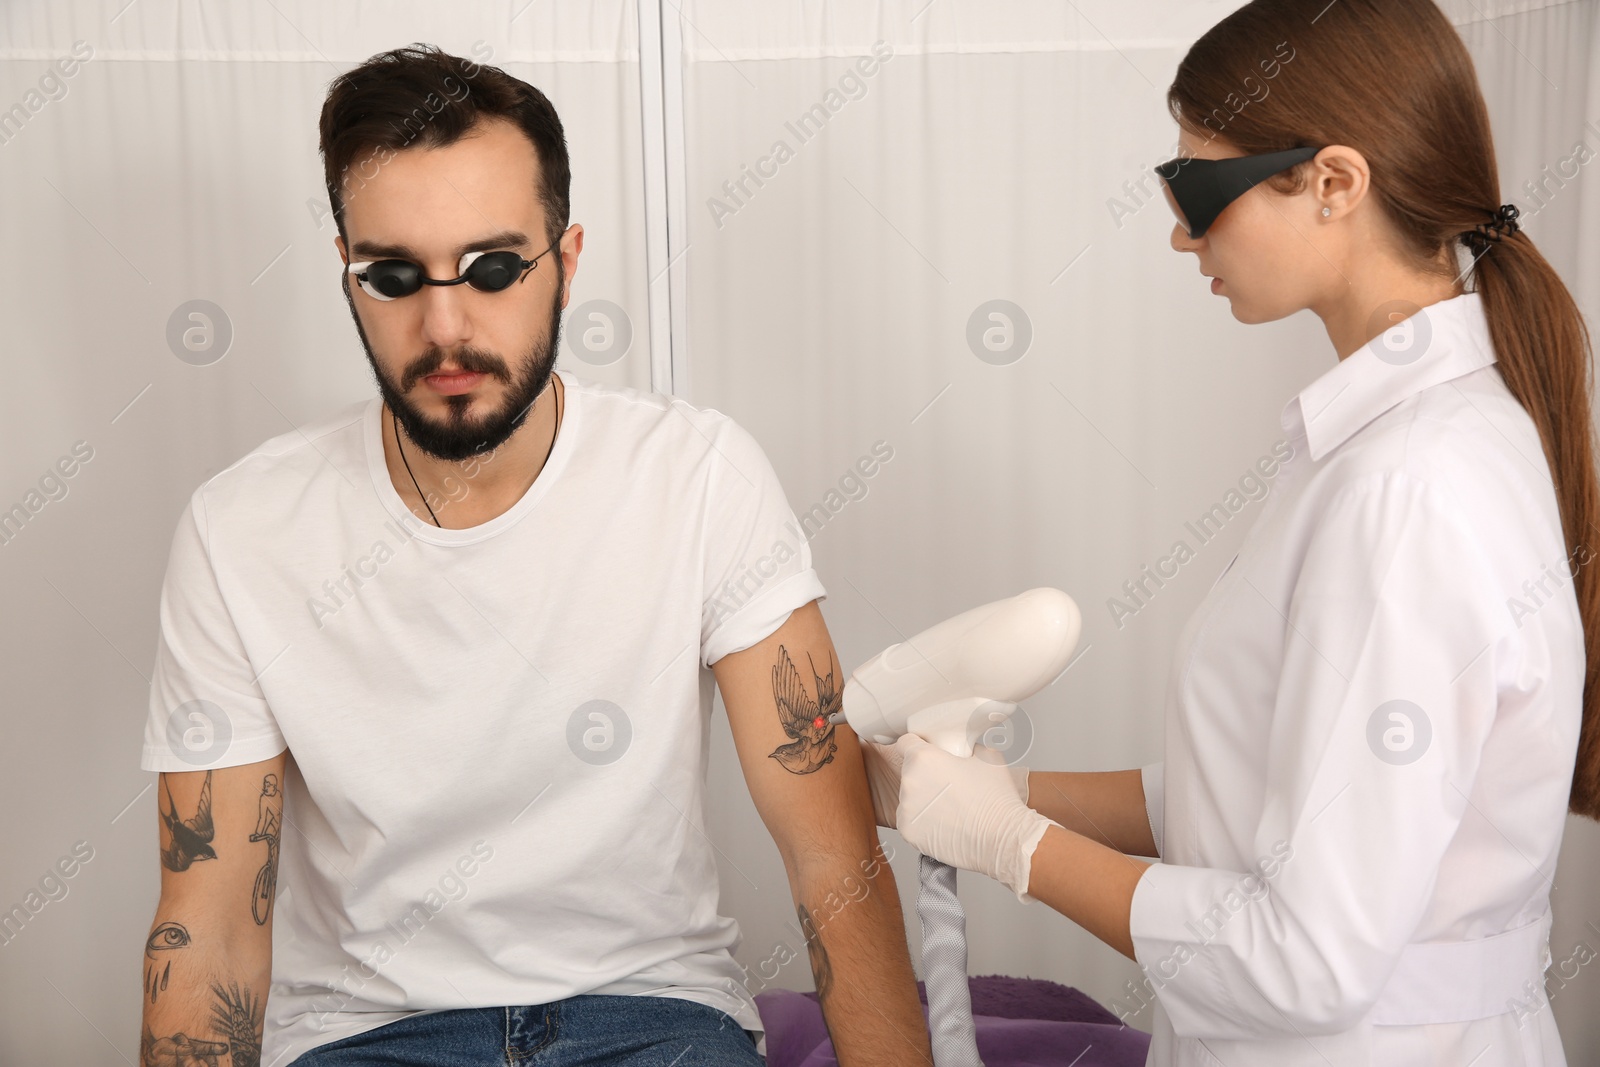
1168, 0, 1600, 818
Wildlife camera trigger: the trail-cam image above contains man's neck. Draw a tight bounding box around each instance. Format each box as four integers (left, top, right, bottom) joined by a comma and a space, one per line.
382, 373, 564, 529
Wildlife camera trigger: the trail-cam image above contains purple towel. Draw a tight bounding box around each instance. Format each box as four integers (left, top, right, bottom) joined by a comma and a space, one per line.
755, 975, 1151, 1067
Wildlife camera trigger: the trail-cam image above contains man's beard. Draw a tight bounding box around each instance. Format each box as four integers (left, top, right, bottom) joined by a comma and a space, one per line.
343, 261, 564, 463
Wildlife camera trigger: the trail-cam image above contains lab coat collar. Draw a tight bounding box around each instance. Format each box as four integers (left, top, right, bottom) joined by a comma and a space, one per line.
1281, 290, 1496, 463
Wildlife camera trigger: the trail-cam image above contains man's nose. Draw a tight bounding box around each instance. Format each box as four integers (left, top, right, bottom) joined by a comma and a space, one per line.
417, 278, 473, 350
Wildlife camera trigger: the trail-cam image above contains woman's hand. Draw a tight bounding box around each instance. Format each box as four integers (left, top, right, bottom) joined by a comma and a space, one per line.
861, 734, 1031, 829
860, 733, 908, 828
867, 734, 1052, 899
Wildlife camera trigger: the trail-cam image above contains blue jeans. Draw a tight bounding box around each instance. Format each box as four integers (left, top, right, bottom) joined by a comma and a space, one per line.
287, 994, 766, 1066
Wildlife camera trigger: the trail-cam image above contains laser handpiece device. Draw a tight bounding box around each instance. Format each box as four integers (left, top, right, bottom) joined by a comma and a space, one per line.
828, 587, 1082, 1066
828, 586, 1082, 752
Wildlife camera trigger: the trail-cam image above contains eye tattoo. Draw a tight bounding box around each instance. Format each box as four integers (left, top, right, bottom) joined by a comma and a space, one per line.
143, 921, 191, 1004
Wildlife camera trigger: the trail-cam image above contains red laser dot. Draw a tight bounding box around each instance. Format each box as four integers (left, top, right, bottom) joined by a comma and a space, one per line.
813, 717, 826, 729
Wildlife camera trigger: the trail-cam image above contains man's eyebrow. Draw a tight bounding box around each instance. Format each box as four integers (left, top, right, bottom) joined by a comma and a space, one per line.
349, 229, 531, 261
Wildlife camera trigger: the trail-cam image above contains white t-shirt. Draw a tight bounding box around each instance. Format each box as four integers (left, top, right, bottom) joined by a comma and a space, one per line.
140, 369, 827, 1067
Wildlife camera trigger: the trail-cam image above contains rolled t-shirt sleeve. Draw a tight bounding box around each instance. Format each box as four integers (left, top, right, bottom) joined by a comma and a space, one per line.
698, 415, 827, 668
1129, 472, 1509, 1038
141, 489, 287, 772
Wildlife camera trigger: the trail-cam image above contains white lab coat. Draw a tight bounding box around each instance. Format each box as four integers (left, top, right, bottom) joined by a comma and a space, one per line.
1127, 290, 1581, 1066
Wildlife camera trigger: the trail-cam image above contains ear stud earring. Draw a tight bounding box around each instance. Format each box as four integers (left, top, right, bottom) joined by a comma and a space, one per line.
1322, 207, 1332, 217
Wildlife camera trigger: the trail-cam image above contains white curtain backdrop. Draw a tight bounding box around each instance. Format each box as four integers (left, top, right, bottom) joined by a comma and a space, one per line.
1, 1, 1596, 1063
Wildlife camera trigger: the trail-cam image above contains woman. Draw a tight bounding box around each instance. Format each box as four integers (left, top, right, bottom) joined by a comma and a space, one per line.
865, 0, 1599, 1063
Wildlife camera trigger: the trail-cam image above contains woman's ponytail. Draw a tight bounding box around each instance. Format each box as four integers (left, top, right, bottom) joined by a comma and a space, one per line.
1470, 223, 1600, 818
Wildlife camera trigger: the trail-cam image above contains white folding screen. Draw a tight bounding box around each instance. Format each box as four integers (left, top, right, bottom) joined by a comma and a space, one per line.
2, 1, 1598, 1063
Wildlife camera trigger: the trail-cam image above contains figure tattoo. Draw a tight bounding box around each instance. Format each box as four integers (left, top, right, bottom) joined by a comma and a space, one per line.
160, 772, 217, 872
210, 980, 264, 1067
143, 920, 191, 1003
769, 646, 840, 774
140, 1027, 228, 1067
249, 773, 282, 925
797, 903, 835, 1002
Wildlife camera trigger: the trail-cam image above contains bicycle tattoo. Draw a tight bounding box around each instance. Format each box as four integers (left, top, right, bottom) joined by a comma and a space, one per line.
249, 773, 282, 925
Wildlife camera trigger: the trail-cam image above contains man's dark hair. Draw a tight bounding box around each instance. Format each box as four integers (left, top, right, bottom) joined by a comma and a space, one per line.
318, 43, 570, 247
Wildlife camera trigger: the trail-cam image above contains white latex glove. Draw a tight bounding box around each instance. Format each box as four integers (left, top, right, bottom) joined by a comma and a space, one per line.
890, 733, 1055, 901
861, 735, 1030, 830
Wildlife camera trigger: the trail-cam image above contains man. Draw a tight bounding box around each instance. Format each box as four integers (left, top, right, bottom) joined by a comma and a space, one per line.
139, 43, 932, 1067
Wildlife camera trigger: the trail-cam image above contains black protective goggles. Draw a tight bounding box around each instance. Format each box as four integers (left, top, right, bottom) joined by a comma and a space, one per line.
1154, 146, 1321, 239
346, 239, 561, 301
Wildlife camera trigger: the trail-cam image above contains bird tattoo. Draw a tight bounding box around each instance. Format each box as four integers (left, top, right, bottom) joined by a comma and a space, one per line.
160, 771, 218, 872
769, 647, 841, 774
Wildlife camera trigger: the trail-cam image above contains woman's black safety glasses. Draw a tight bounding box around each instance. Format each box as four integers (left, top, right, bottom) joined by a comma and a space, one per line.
1153, 146, 1320, 239
347, 238, 562, 302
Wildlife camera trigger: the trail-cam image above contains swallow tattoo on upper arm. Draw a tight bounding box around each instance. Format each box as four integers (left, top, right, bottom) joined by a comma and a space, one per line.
160, 771, 217, 872
769, 646, 840, 774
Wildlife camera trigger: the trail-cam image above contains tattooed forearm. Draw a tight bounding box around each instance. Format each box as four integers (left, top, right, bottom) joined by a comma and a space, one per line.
145, 768, 275, 1067
248, 774, 282, 924
210, 980, 264, 1067
769, 647, 841, 774
797, 902, 835, 1003
160, 772, 218, 872
143, 921, 191, 1003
